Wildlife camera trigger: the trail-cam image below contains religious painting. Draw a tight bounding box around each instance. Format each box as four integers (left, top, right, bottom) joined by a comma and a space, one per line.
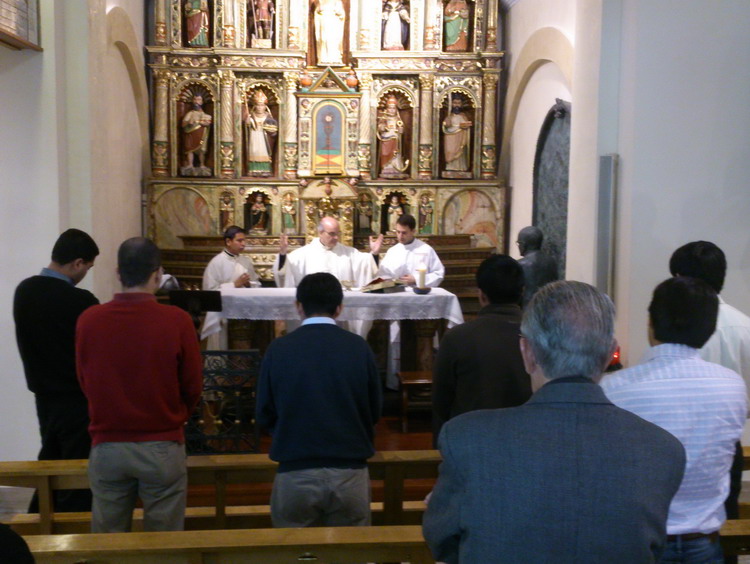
177, 84, 214, 177
376, 91, 412, 179
312, 101, 345, 175
443, 190, 498, 248
243, 87, 278, 178
381, 191, 408, 235
244, 190, 271, 234
418, 192, 435, 235
153, 188, 215, 248
184, 0, 212, 47
443, 0, 472, 52
439, 90, 474, 179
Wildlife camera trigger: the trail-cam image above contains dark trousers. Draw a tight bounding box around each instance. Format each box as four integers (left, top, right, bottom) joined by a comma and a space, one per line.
30, 393, 92, 513
723, 440, 743, 564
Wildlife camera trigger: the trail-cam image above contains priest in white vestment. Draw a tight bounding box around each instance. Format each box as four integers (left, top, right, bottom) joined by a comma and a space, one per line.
201, 226, 260, 348
378, 214, 445, 388
274, 216, 383, 336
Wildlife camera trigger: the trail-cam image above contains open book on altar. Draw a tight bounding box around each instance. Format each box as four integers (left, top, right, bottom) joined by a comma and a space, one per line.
360, 278, 407, 293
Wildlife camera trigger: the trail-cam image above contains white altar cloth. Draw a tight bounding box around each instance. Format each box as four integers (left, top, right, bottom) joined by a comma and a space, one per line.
217, 286, 464, 326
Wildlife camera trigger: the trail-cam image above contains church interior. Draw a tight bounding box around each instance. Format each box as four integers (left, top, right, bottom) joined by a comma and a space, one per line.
2, 0, 750, 559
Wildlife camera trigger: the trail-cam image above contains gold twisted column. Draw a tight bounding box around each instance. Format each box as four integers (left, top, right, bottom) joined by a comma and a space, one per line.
418, 73, 435, 179
151, 70, 170, 177
481, 72, 499, 178
358, 72, 373, 179
154, 0, 167, 45
219, 71, 235, 178
283, 72, 299, 179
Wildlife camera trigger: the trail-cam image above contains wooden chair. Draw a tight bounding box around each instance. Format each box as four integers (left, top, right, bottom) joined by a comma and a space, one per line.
397, 371, 433, 432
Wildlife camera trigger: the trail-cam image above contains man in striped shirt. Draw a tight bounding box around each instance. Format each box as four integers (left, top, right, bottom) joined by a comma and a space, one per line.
601, 277, 747, 563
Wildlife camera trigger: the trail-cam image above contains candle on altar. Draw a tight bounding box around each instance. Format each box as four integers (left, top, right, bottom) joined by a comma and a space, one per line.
416, 264, 427, 289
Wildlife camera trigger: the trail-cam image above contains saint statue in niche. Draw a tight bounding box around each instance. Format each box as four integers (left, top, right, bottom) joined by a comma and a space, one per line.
248, 0, 274, 48
244, 89, 278, 177
185, 0, 210, 47
376, 94, 409, 179
385, 194, 404, 234
382, 0, 410, 51
220, 192, 235, 232
247, 192, 270, 233
356, 192, 374, 234
180, 90, 213, 176
441, 93, 473, 178
418, 193, 434, 234
313, 0, 346, 66
443, 0, 470, 52
281, 192, 297, 234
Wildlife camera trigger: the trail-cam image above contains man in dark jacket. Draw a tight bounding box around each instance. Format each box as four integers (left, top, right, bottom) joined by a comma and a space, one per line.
14, 228, 99, 512
432, 254, 531, 445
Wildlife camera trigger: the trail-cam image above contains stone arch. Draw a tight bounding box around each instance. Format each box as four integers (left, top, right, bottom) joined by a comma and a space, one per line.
499, 26, 573, 178
106, 7, 150, 174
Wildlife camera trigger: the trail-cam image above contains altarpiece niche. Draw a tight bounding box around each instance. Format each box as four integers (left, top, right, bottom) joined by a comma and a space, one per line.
146, 0, 507, 281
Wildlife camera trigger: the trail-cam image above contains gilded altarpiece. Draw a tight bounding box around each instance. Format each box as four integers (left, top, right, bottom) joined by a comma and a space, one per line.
147, 0, 505, 280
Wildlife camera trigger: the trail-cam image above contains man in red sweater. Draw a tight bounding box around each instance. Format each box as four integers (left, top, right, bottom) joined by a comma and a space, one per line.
76, 237, 203, 532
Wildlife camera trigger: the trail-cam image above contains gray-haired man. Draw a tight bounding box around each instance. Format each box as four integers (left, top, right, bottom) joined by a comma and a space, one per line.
424, 281, 686, 564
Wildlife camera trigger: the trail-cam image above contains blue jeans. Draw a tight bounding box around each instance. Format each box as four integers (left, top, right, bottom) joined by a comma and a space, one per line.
659, 535, 724, 564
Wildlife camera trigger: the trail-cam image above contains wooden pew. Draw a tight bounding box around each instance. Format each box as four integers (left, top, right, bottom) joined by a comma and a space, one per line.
0, 450, 440, 534
25, 525, 435, 564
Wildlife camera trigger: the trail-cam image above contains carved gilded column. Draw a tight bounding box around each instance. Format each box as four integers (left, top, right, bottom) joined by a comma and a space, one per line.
287, 0, 303, 50
418, 73, 434, 179
222, 0, 235, 46
219, 70, 235, 178
151, 70, 170, 177
486, 0, 499, 49
481, 72, 499, 178
424, 0, 438, 50
283, 72, 299, 179
358, 72, 373, 179
154, 0, 167, 46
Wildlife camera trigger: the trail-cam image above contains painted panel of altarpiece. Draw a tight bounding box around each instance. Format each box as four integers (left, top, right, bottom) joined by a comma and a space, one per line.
153, 188, 216, 248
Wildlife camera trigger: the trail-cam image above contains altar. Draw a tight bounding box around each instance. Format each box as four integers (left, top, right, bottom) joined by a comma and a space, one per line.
214, 286, 464, 373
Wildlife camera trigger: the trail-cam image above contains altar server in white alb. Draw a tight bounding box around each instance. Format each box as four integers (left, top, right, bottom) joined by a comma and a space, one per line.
379, 214, 444, 388
274, 216, 383, 336
378, 214, 444, 288
201, 225, 259, 348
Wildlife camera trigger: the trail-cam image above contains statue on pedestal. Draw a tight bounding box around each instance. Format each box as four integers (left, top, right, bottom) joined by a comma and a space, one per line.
382, 0, 410, 51
184, 0, 210, 47
418, 193, 434, 234
180, 93, 212, 176
376, 95, 409, 179
443, 0, 470, 52
441, 94, 472, 178
247, 192, 270, 234
385, 194, 404, 234
249, 0, 274, 47
244, 89, 278, 177
314, 0, 346, 66
281, 192, 297, 234
220, 192, 235, 232
356, 192, 374, 234
517, 226, 560, 307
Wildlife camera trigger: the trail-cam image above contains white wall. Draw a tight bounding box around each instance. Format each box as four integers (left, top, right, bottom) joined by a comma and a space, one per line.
605, 0, 750, 366
0, 0, 146, 461
504, 0, 575, 259
0, 1, 72, 461
508, 63, 571, 256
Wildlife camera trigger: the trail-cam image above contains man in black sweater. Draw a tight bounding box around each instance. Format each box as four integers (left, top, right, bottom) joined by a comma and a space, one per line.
14, 228, 99, 512
432, 254, 532, 446
256, 272, 382, 527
